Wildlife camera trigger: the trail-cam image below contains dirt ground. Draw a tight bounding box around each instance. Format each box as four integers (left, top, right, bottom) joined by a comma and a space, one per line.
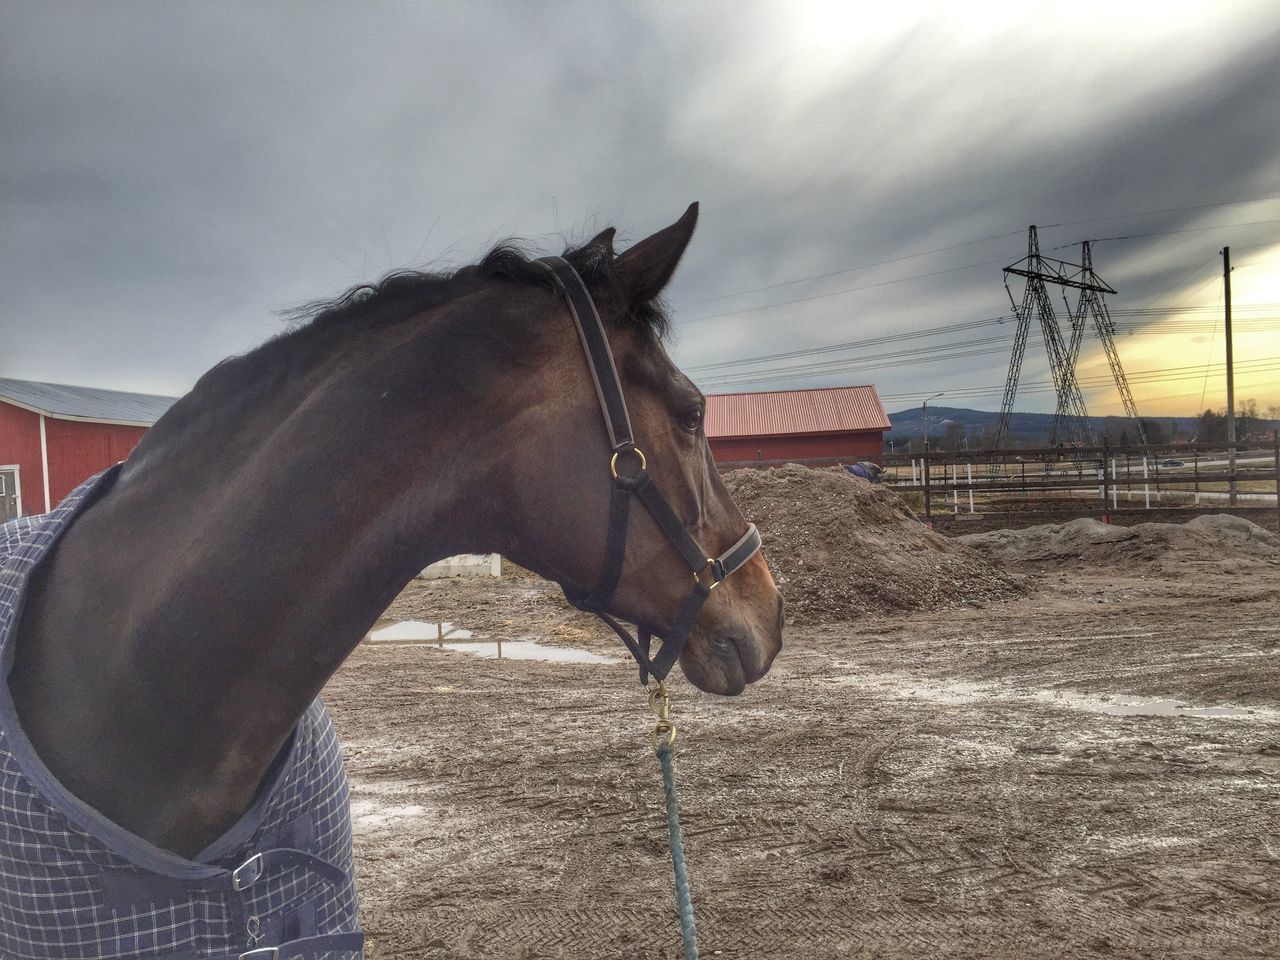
322, 554, 1280, 959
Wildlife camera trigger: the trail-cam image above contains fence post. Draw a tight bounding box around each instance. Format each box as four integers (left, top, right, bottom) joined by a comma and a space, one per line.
1273, 430, 1279, 534
967, 463, 974, 514
1143, 456, 1150, 509
1101, 439, 1109, 518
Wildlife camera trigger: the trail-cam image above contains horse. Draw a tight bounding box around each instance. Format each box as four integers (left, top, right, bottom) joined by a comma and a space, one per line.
0, 203, 783, 959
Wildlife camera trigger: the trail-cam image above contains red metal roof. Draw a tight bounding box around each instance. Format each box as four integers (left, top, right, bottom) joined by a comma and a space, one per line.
706, 385, 890, 439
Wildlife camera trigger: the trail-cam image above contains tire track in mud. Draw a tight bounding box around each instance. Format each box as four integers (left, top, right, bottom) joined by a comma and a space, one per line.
331, 570, 1280, 959
399, 903, 1279, 959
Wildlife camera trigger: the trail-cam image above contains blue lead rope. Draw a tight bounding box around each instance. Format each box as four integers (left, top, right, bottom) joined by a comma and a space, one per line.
657, 741, 699, 960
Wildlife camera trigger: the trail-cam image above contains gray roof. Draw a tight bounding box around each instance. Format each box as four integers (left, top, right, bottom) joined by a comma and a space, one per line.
0, 378, 179, 425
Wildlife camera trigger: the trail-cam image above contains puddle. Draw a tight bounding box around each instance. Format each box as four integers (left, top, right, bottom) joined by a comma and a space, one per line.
368, 621, 619, 664
369, 620, 473, 642
823, 668, 1277, 722
441, 639, 620, 664
821, 671, 989, 704
349, 799, 428, 833
1033, 690, 1270, 720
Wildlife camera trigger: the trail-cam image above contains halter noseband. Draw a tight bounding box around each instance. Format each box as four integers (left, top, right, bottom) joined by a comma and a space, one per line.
536, 256, 762, 685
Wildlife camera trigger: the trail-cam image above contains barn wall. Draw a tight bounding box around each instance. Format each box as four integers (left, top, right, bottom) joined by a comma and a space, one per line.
0, 402, 45, 514
43, 418, 148, 508
709, 431, 884, 465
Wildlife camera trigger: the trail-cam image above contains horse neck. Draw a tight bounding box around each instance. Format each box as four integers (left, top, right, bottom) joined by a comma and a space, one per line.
10, 306, 518, 855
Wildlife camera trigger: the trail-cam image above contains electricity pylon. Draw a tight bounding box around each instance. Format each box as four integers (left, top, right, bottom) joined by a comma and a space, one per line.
994, 226, 1103, 448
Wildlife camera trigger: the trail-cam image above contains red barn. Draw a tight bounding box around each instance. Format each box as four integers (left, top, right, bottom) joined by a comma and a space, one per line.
706, 385, 890, 467
0, 379, 177, 520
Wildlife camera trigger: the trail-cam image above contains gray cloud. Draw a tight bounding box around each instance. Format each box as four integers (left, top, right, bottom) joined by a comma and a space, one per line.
2, 2, 1278, 414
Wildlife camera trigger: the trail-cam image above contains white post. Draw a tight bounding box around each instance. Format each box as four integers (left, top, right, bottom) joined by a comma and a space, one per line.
952, 463, 958, 513
38, 415, 51, 513
1110, 458, 1117, 510
1143, 457, 1150, 509
967, 463, 974, 513
911, 458, 919, 485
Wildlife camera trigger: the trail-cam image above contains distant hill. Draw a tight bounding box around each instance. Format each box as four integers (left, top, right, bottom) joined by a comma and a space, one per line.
886, 406, 1200, 446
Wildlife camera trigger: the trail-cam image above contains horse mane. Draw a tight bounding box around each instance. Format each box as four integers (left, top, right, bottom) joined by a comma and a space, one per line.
282, 238, 671, 340
138, 236, 670, 451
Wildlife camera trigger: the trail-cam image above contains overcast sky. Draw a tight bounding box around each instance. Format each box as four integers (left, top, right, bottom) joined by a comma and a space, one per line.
4, 1, 1279, 416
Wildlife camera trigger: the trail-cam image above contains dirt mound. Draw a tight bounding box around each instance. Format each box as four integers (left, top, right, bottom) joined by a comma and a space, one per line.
959, 514, 1280, 573
722, 464, 1024, 623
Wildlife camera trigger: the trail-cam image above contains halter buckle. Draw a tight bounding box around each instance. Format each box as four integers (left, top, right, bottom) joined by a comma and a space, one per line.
692, 557, 726, 591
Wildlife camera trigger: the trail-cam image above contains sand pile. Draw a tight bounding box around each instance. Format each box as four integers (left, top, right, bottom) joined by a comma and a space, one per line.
960, 514, 1280, 573
722, 464, 1024, 623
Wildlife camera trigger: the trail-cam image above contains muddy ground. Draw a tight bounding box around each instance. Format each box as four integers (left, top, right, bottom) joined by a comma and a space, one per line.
323, 561, 1280, 958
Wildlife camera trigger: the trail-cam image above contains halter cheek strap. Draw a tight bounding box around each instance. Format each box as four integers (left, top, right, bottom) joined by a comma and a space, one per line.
536, 256, 762, 685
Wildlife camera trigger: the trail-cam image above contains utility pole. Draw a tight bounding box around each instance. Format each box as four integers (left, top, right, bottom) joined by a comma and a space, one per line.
1224, 246, 1236, 505
922, 391, 944, 453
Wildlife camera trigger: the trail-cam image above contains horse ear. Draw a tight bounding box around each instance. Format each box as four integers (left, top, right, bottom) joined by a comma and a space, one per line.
586, 227, 617, 257
615, 203, 699, 303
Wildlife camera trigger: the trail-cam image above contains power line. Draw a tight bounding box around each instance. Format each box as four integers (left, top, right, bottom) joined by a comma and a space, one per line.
679, 254, 1013, 326
694, 321, 1280, 389
1047, 217, 1280, 251
683, 314, 1014, 373
678, 192, 1280, 311
686, 302, 1280, 387
680, 194, 1280, 313
876, 356, 1280, 406
1035, 193, 1280, 233
685, 231, 1025, 305
691, 319, 1280, 388
678, 221, 1280, 327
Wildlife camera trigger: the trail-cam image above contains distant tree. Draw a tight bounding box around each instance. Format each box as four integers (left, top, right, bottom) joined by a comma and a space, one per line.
1117, 428, 1131, 447
1140, 418, 1168, 445
1196, 408, 1228, 443
1238, 397, 1261, 439
941, 420, 966, 452
972, 426, 999, 450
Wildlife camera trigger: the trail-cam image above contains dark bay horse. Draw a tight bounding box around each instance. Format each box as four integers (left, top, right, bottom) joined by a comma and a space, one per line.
7, 203, 782, 874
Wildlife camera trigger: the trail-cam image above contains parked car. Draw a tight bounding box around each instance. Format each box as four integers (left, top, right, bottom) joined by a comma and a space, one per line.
1160, 459, 1185, 467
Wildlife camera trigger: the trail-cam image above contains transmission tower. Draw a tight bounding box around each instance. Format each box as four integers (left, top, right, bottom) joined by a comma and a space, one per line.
994, 226, 1103, 448
1072, 241, 1147, 443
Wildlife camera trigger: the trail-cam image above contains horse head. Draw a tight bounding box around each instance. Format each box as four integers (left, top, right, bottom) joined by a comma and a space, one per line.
492, 204, 784, 695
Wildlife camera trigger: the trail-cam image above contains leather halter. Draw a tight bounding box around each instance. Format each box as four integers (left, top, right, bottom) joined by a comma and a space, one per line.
536, 256, 762, 684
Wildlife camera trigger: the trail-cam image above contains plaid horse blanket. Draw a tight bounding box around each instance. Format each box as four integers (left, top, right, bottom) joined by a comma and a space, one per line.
0, 468, 362, 959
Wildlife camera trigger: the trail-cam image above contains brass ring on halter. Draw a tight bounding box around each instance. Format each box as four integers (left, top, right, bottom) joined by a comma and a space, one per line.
653, 720, 678, 750
610, 446, 647, 479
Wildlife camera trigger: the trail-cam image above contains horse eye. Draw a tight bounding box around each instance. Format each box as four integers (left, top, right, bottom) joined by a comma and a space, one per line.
678, 407, 704, 433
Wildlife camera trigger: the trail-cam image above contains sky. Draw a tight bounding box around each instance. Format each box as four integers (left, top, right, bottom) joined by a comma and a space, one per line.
3, 1, 1279, 418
